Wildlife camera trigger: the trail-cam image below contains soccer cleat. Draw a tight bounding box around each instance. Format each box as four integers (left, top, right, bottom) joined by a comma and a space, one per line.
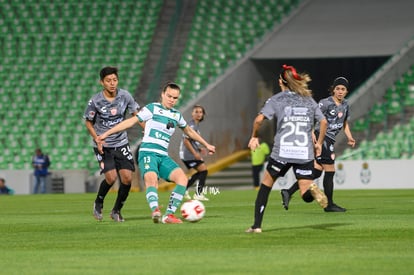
245, 227, 262, 233
110, 210, 125, 222
324, 203, 347, 212
151, 208, 162, 223
184, 190, 191, 200
93, 202, 103, 221
309, 183, 328, 208
280, 189, 291, 210
193, 193, 209, 201
162, 214, 183, 224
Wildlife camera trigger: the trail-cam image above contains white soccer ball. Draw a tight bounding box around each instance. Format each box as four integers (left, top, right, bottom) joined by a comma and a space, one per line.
180, 200, 205, 222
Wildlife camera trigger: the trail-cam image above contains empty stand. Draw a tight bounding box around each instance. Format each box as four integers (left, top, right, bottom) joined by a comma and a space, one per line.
174, 0, 301, 108
342, 65, 414, 160
0, 0, 162, 173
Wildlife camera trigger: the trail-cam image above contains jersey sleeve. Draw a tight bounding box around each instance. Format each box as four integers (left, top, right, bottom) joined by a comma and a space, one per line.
137, 105, 152, 122
318, 98, 329, 114
178, 114, 187, 129
344, 102, 350, 121
260, 97, 277, 120
315, 105, 326, 122
84, 98, 97, 121
125, 92, 140, 114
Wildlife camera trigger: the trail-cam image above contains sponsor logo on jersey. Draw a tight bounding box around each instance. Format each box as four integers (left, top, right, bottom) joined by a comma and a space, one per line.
103, 118, 123, 127
155, 131, 170, 142
292, 107, 308, 116
329, 123, 343, 130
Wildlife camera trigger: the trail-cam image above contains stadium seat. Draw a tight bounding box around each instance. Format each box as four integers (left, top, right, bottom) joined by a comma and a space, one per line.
0, 0, 161, 172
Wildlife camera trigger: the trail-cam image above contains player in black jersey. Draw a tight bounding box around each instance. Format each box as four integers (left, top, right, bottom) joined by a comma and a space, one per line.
246, 65, 328, 233
281, 77, 356, 212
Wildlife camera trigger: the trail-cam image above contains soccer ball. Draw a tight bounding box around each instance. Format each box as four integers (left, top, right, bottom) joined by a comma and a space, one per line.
180, 200, 205, 222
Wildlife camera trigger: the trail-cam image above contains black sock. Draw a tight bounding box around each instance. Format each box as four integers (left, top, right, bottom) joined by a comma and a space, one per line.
186, 172, 200, 189
195, 170, 208, 195
252, 184, 272, 229
96, 180, 111, 203
113, 183, 131, 212
287, 181, 299, 196
323, 171, 335, 205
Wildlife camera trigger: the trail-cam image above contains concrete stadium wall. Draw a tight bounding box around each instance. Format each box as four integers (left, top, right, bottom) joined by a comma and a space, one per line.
169, 59, 263, 165
0, 169, 88, 195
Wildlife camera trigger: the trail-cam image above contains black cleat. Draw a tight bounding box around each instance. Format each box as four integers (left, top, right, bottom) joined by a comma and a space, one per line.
93, 202, 103, 221
280, 189, 291, 210
324, 203, 346, 212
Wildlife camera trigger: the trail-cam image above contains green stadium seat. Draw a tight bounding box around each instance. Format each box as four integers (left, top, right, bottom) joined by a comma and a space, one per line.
368, 103, 387, 125
386, 99, 403, 114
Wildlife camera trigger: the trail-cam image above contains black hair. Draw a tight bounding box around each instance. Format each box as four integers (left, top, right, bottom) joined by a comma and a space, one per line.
100, 66, 118, 80
162, 81, 181, 92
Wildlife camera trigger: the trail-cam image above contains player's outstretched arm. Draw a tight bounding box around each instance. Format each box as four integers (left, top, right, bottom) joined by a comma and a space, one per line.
183, 125, 215, 155
99, 116, 139, 141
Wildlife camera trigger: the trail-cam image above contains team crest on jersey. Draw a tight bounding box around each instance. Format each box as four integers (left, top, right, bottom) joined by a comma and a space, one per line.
110, 108, 117, 115
338, 112, 343, 118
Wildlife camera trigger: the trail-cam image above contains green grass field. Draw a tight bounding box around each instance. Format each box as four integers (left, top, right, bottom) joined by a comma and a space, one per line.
1, 189, 413, 275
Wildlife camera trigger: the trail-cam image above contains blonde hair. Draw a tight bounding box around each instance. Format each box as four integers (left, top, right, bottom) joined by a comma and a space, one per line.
280, 65, 312, 97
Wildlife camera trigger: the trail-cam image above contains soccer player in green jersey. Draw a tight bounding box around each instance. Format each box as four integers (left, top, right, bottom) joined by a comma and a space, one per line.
98, 82, 215, 224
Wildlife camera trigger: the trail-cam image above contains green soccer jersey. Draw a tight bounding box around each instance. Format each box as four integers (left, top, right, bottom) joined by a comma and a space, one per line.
137, 103, 187, 156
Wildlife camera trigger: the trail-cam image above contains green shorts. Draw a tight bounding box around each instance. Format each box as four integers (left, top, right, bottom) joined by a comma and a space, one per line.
138, 151, 180, 181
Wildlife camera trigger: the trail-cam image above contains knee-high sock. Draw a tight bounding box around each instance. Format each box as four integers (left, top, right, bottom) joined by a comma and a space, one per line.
166, 184, 186, 215
146, 186, 159, 211
323, 171, 335, 205
96, 179, 111, 203
195, 170, 208, 195
252, 165, 263, 187
113, 183, 131, 211
187, 172, 200, 189
252, 184, 272, 229
287, 181, 299, 196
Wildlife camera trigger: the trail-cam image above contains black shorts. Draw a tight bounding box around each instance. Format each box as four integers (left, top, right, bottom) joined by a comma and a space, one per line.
315, 134, 336, 165
94, 144, 135, 174
181, 159, 204, 170
266, 157, 314, 180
